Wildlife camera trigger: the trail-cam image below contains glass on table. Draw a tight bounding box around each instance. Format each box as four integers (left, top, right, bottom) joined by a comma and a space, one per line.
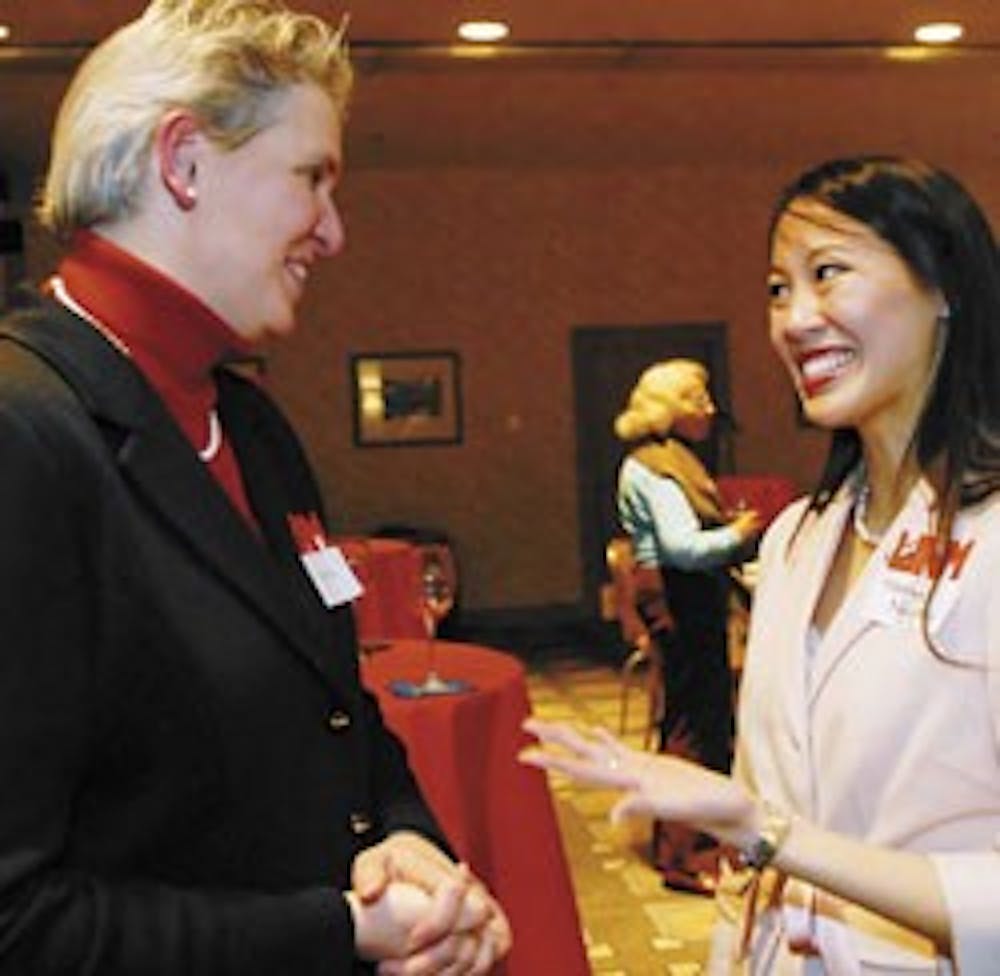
415, 550, 461, 694
392, 547, 468, 697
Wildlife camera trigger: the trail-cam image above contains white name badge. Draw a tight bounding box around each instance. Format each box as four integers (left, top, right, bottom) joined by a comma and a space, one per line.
866, 570, 930, 629
300, 545, 364, 609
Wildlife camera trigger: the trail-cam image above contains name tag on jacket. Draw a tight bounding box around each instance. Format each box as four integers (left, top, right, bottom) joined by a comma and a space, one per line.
866, 524, 973, 630
287, 511, 363, 608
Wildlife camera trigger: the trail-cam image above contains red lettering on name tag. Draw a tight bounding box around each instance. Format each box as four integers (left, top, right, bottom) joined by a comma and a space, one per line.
886, 530, 974, 580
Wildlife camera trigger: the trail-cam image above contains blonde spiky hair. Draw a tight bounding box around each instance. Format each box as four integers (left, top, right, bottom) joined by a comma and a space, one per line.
38, 0, 352, 237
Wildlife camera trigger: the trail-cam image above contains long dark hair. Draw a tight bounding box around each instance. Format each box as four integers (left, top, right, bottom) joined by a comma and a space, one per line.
771, 156, 1000, 523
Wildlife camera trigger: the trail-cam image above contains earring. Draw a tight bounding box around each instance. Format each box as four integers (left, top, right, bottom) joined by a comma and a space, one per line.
176, 185, 198, 211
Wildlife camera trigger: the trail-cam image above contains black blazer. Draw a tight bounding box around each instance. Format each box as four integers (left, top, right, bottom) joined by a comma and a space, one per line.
0, 302, 445, 974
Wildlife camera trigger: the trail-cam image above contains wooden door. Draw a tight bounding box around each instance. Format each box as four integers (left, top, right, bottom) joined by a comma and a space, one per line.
572, 322, 732, 618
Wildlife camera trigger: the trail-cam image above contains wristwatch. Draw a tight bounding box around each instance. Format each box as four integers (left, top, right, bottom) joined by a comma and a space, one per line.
739, 801, 793, 870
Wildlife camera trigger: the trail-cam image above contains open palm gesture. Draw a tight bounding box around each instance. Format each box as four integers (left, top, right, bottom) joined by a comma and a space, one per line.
520, 718, 755, 847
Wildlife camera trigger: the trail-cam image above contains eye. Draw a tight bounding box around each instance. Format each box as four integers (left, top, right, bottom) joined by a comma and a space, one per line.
814, 262, 847, 283
298, 162, 333, 190
767, 276, 789, 302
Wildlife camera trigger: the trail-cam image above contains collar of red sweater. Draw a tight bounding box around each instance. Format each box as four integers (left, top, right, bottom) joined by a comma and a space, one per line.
56, 230, 252, 416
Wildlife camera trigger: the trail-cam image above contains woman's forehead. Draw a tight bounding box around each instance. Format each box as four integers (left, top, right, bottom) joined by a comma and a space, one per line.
771, 198, 896, 260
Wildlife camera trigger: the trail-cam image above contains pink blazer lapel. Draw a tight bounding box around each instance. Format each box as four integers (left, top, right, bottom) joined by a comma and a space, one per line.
806, 481, 941, 707
773, 493, 855, 739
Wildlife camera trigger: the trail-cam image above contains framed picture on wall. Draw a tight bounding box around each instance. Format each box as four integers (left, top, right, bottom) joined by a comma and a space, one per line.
350, 350, 463, 447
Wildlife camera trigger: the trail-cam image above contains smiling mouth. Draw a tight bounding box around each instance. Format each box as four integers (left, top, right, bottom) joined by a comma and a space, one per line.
797, 349, 857, 397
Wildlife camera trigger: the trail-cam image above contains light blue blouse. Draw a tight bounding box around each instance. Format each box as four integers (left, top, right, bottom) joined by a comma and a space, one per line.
617, 456, 745, 571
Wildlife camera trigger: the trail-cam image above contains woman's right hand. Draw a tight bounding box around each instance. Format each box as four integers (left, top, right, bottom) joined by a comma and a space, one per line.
520, 719, 757, 848
730, 508, 764, 542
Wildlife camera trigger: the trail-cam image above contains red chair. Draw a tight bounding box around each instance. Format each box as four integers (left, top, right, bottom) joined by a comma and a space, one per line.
716, 474, 798, 528
606, 537, 673, 750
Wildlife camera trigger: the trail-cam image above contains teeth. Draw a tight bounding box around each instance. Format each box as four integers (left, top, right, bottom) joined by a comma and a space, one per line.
801, 350, 855, 381
287, 261, 308, 283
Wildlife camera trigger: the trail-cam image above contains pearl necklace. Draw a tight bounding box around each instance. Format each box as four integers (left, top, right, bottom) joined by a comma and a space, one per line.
852, 484, 884, 547
199, 410, 222, 462
49, 275, 223, 463
50, 275, 132, 358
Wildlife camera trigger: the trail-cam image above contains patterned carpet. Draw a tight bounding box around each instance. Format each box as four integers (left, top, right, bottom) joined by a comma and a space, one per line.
525, 656, 717, 976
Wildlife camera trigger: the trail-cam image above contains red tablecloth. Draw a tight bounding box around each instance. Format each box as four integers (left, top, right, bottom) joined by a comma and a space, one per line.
334, 536, 426, 641
363, 640, 588, 976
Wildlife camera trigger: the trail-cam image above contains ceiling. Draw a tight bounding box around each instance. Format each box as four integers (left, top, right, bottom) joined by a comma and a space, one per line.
3, 1, 1000, 47
1, 1, 999, 200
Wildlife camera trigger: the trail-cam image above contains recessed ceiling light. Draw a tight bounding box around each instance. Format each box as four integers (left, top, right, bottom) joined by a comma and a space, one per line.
913, 22, 964, 44
457, 20, 510, 43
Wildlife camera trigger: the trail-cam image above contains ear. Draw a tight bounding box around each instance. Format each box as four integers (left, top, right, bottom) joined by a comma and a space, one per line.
155, 110, 206, 211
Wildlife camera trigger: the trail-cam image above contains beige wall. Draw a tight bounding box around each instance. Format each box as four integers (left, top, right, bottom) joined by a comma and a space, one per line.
14, 52, 1000, 613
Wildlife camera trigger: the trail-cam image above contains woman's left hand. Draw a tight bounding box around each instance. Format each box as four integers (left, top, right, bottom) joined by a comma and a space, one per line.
352, 832, 511, 973
520, 718, 756, 846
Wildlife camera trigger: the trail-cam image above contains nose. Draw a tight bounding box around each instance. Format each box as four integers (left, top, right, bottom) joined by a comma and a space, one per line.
314, 194, 346, 258
782, 284, 825, 335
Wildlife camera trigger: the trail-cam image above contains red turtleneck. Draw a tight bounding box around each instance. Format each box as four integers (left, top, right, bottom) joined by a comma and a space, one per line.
56, 230, 258, 527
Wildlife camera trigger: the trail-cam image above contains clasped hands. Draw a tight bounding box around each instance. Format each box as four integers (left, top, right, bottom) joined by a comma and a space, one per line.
348, 830, 511, 974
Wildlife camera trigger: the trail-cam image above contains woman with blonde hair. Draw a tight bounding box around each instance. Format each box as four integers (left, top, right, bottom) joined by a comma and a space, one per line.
614, 358, 762, 894
0, 1, 508, 972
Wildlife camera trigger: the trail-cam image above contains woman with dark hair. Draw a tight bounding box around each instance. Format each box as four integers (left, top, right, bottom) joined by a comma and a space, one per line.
524, 156, 1000, 974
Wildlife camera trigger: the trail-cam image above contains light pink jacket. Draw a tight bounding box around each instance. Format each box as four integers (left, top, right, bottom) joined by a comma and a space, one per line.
712, 478, 1000, 975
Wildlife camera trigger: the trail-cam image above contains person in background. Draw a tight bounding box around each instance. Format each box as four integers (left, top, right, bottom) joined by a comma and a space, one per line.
524, 155, 1000, 974
613, 359, 762, 894
0, 2, 509, 972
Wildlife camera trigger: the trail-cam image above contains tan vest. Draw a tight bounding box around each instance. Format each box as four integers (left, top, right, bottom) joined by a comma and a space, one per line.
630, 438, 725, 526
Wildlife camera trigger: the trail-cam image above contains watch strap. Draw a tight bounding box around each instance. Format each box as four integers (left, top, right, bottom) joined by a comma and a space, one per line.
739, 801, 793, 871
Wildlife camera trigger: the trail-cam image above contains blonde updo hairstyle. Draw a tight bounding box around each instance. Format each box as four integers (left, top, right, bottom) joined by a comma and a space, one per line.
614, 359, 708, 443
38, 0, 352, 238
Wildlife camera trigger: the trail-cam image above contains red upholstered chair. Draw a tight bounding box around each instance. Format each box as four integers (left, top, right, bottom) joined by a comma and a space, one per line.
716, 474, 798, 528
606, 536, 672, 750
